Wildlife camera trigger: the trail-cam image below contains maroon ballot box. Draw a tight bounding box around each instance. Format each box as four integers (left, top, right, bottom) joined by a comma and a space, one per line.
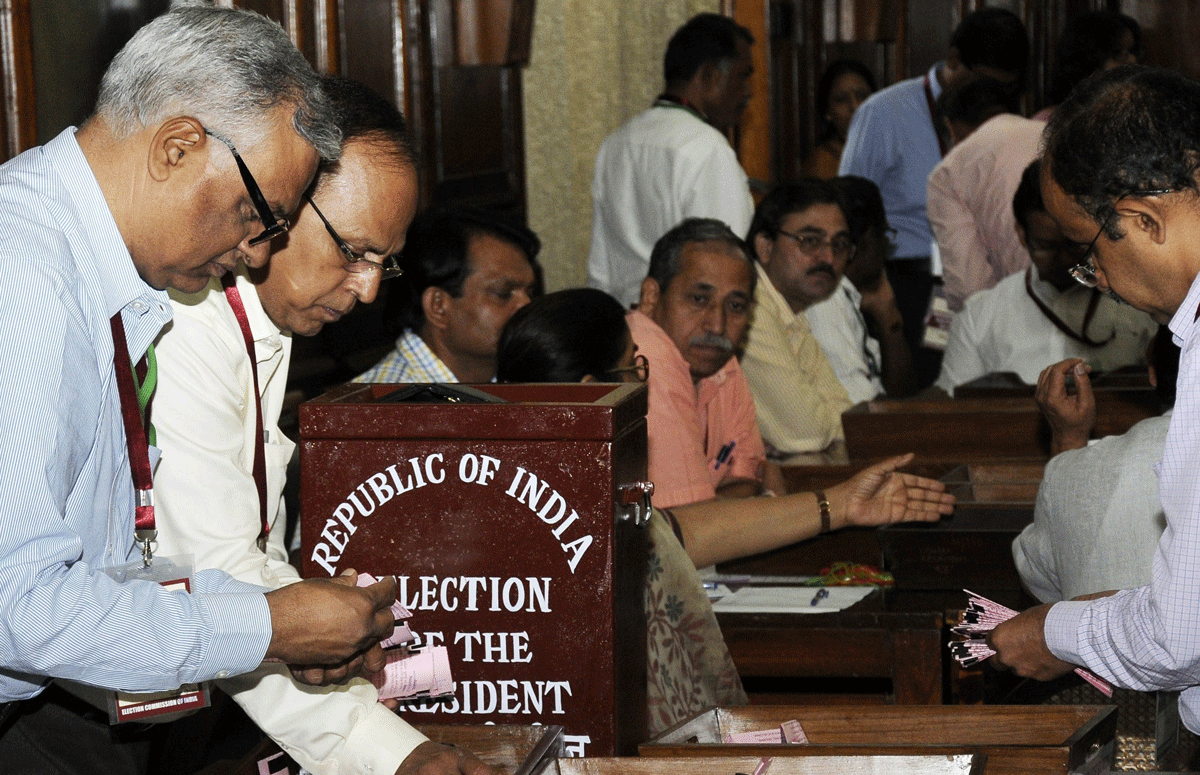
299, 382, 650, 756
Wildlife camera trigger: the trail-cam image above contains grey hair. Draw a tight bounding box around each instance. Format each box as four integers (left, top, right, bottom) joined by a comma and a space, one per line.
95, 5, 341, 161
647, 217, 756, 295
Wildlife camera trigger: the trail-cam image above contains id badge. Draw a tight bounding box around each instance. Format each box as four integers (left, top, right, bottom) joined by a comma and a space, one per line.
101, 554, 212, 724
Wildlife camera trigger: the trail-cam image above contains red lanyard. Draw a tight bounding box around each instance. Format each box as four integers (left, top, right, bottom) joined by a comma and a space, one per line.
924, 74, 948, 158
221, 275, 270, 545
1024, 267, 1115, 347
110, 313, 157, 560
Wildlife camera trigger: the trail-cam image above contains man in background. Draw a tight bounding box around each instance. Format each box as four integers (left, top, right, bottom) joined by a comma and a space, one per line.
357, 208, 540, 384
589, 13, 755, 307
840, 7, 1028, 385
628, 218, 781, 508
935, 160, 1156, 395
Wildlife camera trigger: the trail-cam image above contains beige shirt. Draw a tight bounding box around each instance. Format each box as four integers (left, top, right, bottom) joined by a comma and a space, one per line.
741, 263, 853, 454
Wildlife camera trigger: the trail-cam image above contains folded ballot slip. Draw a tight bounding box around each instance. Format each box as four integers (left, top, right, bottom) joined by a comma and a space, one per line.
371, 645, 456, 701
724, 719, 809, 744
356, 572, 416, 648
949, 590, 1113, 697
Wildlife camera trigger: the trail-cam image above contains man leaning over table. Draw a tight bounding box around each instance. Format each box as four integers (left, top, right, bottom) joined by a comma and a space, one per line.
152, 75, 499, 775
0, 8, 395, 771
989, 65, 1200, 736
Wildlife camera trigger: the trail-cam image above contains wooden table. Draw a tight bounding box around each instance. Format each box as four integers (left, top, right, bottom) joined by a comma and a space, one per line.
716, 585, 1037, 707
717, 588, 946, 705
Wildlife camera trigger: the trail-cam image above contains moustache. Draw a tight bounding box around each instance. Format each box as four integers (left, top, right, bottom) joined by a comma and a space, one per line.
807, 264, 836, 278
689, 334, 735, 352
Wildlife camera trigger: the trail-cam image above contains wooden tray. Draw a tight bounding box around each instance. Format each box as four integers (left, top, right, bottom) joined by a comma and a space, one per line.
642, 705, 1116, 775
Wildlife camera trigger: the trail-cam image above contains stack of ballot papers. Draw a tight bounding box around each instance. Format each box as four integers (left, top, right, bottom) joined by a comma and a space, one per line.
949, 589, 1112, 697
357, 573, 456, 701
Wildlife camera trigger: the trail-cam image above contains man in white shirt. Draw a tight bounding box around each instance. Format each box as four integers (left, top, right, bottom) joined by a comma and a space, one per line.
588, 13, 755, 307
935, 159, 1156, 395
154, 77, 496, 775
1014, 329, 1178, 604
356, 208, 539, 384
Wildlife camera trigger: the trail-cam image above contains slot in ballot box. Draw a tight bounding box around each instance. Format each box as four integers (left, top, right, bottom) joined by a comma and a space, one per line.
642, 705, 1117, 775
299, 382, 650, 756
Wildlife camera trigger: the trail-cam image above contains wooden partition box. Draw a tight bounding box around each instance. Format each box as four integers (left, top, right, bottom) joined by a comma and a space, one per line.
298, 383, 650, 755
555, 754, 983, 775
641, 705, 1116, 775
954, 371, 1161, 440
879, 462, 1042, 591
841, 398, 1047, 461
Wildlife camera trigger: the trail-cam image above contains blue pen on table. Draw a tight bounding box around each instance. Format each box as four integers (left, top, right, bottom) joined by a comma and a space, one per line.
810, 588, 829, 606
714, 440, 736, 469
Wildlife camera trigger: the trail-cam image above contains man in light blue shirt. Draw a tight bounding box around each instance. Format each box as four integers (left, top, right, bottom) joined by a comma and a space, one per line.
0, 8, 396, 770
989, 65, 1200, 738
839, 8, 1028, 386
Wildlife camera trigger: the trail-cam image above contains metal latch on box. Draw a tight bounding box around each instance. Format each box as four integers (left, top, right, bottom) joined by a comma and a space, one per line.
616, 481, 654, 527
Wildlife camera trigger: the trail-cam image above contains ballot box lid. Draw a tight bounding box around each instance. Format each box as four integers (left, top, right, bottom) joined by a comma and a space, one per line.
301, 382, 646, 440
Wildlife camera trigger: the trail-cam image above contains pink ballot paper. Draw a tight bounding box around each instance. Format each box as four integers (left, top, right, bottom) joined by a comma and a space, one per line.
724, 719, 809, 744
949, 589, 1113, 697
356, 572, 416, 648
371, 646, 456, 700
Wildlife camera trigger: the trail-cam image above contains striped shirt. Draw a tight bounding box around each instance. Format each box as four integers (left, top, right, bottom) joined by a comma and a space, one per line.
1045, 270, 1200, 732
0, 128, 271, 702
354, 330, 459, 383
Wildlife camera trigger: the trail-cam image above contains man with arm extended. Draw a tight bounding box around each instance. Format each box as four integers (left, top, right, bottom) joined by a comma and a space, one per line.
629, 218, 783, 507
989, 66, 1200, 735
0, 8, 394, 769
153, 75, 496, 775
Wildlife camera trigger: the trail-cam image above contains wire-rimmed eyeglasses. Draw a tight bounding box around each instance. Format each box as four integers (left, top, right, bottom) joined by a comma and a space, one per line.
778, 228, 857, 263
1069, 189, 1174, 292
307, 197, 404, 280
607, 354, 649, 383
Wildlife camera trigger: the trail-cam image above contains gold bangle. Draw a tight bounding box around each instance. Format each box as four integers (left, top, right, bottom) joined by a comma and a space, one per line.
816, 490, 831, 534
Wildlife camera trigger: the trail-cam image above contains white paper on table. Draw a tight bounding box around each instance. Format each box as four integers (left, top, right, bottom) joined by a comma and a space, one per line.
710, 585, 875, 613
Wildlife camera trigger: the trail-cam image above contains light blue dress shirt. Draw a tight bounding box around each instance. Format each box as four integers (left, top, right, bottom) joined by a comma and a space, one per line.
1045, 271, 1200, 733
839, 64, 944, 260
0, 128, 272, 702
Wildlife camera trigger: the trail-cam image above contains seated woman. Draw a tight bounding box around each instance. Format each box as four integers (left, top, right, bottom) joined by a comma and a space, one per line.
497, 287, 954, 732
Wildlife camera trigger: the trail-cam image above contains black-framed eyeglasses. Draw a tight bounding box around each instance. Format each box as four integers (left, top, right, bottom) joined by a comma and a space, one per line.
307, 197, 404, 280
607, 354, 649, 383
204, 129, 289, 246
778, 228, 857, 263
1069, 188, 1174, 291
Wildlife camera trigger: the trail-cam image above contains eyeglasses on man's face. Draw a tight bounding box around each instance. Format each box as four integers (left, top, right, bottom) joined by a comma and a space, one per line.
778, 228, 857, 263
607, 353, 649, 383
1068, 188, 1175, 292
204, 129, 289, 247
307, 197, 404, 280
